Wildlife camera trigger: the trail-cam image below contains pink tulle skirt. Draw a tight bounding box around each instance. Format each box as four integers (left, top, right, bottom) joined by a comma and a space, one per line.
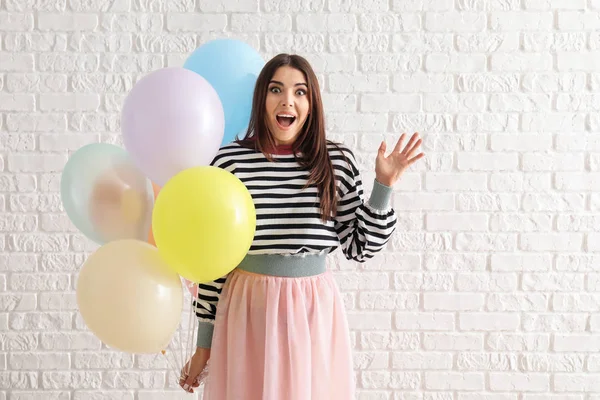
202, 268, 355, 400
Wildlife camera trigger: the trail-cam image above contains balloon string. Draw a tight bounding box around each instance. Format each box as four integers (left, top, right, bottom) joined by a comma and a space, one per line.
168, 329, 183, 381
179, 284, 188, 377
186, 292, 197, 376
161, 349, 180, 385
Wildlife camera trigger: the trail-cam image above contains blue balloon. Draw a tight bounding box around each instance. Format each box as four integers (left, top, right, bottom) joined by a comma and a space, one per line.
183, 39, 265, 146
60, 143, 155, 245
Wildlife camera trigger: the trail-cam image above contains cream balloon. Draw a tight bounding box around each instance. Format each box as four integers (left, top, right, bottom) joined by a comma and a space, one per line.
76, 239, 183, 354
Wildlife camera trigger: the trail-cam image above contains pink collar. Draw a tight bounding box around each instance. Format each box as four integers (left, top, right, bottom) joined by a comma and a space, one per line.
269, 143, 294, 155
246, 136, 295, 155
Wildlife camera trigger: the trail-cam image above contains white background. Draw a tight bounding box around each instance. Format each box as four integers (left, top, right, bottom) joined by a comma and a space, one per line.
2, 0, 600, 399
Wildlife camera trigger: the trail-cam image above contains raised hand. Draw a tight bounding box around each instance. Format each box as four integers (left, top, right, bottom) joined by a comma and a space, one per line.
375, 132, 425, 187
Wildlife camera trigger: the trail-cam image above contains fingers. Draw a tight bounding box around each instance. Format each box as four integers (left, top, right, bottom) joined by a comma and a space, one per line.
392, 133, 406, 153
408, 152, 425, 165
378, 140, 387, 156
399, 132, 418, 153
179, 374, 188, 392
184, 375, 198, 393
179, 372, 200, 393
406, 138, 423, 159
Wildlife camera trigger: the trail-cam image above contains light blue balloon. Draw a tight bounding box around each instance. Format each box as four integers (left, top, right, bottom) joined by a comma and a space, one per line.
60, 143, 155, 245
183, 39, 265, 146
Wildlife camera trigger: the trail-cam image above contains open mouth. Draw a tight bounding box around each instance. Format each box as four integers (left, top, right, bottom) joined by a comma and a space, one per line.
276, 114, 296, 129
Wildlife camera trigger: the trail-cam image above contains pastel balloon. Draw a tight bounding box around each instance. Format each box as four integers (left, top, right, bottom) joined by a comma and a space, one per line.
60, 143, 154, 245
121, 67, 225, 187
147, 182, 161, 246
146, 182, 198, 298
183, 39, 264, 146
151, 166, 256, 283
76, 240, 183, 354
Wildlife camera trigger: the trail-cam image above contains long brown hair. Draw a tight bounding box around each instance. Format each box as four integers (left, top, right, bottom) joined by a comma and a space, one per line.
236, 53, 338, 221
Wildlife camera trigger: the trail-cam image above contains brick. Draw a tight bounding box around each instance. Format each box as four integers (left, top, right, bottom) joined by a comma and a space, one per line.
424, 372, 484, 391
393, 73, 452, 93
487, 293, 549, 311
355, 351, 390, 371
523, 72, 586, 92
460, 313, 520, 331
361, 54, 420, 73
6, 73, 67, 93
359, 13, 421, 32
0, 12, 34, 30
456, 353, 519, 371
491, 54, 553, 71
394, 33, 452, 54
329, 73, 388, 93
558, 11, 600, 30
38, 13, 98, 30
426, 213, 488, 231
490, 12, 553, 30
392, 353, 452, 370
263, 0, 325, 11
558, 52, 600, 70
360, 94, 420, 113
424, 293, 485, 311
329, 33, 389, 53
455, 273, 518, 292
456, 193, 519, 212
456, 33, 520, 52
0, 53, 35, 72
425, 54, 486, 72
490, 134, 552, 151
523, 313, 587, 332
423, 333, 483, 351
199, 0, 257, 11
425, 253, 487, 271
329, 0, 388, 11
347, 312, 392, 330
394, 312, 455, 331
424, 12, 486, 32
3, 32, 61, 52
423, 94, 486, 112
0, 94, 35, 111
296, 13, 356, 32
5, 0, 66, 11
523, 32, 586, 52
42, 371, 102, 389
489, 373, 549, 392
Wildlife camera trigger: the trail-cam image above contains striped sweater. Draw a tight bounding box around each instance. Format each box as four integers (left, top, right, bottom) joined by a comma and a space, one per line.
193, 141, 397, 347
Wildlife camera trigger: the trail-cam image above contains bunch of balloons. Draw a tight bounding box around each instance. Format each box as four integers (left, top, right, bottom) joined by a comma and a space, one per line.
61, 39, 263, 354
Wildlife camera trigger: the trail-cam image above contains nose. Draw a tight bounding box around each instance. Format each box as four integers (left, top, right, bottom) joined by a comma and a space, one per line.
280, 93, 294, 107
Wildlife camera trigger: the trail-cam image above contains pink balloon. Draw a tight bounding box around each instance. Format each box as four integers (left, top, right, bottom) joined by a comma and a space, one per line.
121, 67, 224, 186
183, 278, 198, 297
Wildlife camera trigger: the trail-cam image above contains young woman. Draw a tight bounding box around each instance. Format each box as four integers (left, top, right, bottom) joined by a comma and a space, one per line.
179, 53, 424, 399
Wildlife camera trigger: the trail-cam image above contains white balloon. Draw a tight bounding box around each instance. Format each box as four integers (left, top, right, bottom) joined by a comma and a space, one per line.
77, 239, 183, 354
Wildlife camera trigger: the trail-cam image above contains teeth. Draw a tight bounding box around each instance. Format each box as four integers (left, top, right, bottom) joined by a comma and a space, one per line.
277, 114, 295, 118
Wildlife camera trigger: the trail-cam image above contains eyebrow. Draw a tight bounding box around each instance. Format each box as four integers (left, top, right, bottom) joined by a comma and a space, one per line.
269, 80, 307, 87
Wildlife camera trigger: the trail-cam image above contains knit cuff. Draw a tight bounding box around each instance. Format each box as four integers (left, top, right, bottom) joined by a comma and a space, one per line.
196, 321, 215, 349
368, 179, 393, 211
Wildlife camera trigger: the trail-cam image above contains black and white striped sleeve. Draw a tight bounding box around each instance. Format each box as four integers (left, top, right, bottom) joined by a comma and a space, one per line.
193, 145, 238, 348
193, 276, 227, 348
334, 147, 397, 263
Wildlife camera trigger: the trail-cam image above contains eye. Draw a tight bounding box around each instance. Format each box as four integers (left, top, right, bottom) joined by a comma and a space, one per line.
296, 89, 307, 96
269, 86, 281, 93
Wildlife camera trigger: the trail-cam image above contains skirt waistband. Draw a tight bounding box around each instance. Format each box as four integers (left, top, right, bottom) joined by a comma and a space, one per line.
236, 252, 327, 277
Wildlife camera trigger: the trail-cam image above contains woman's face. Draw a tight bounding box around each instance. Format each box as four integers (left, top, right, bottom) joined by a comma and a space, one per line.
264, 66, 310, 146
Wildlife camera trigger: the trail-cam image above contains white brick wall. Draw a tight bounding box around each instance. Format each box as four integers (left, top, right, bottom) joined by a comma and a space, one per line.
1, 0, 600, 398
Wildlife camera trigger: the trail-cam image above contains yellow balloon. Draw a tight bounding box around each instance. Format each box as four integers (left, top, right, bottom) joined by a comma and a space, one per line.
152, 166, 256, 283
76, 239, 183, 354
